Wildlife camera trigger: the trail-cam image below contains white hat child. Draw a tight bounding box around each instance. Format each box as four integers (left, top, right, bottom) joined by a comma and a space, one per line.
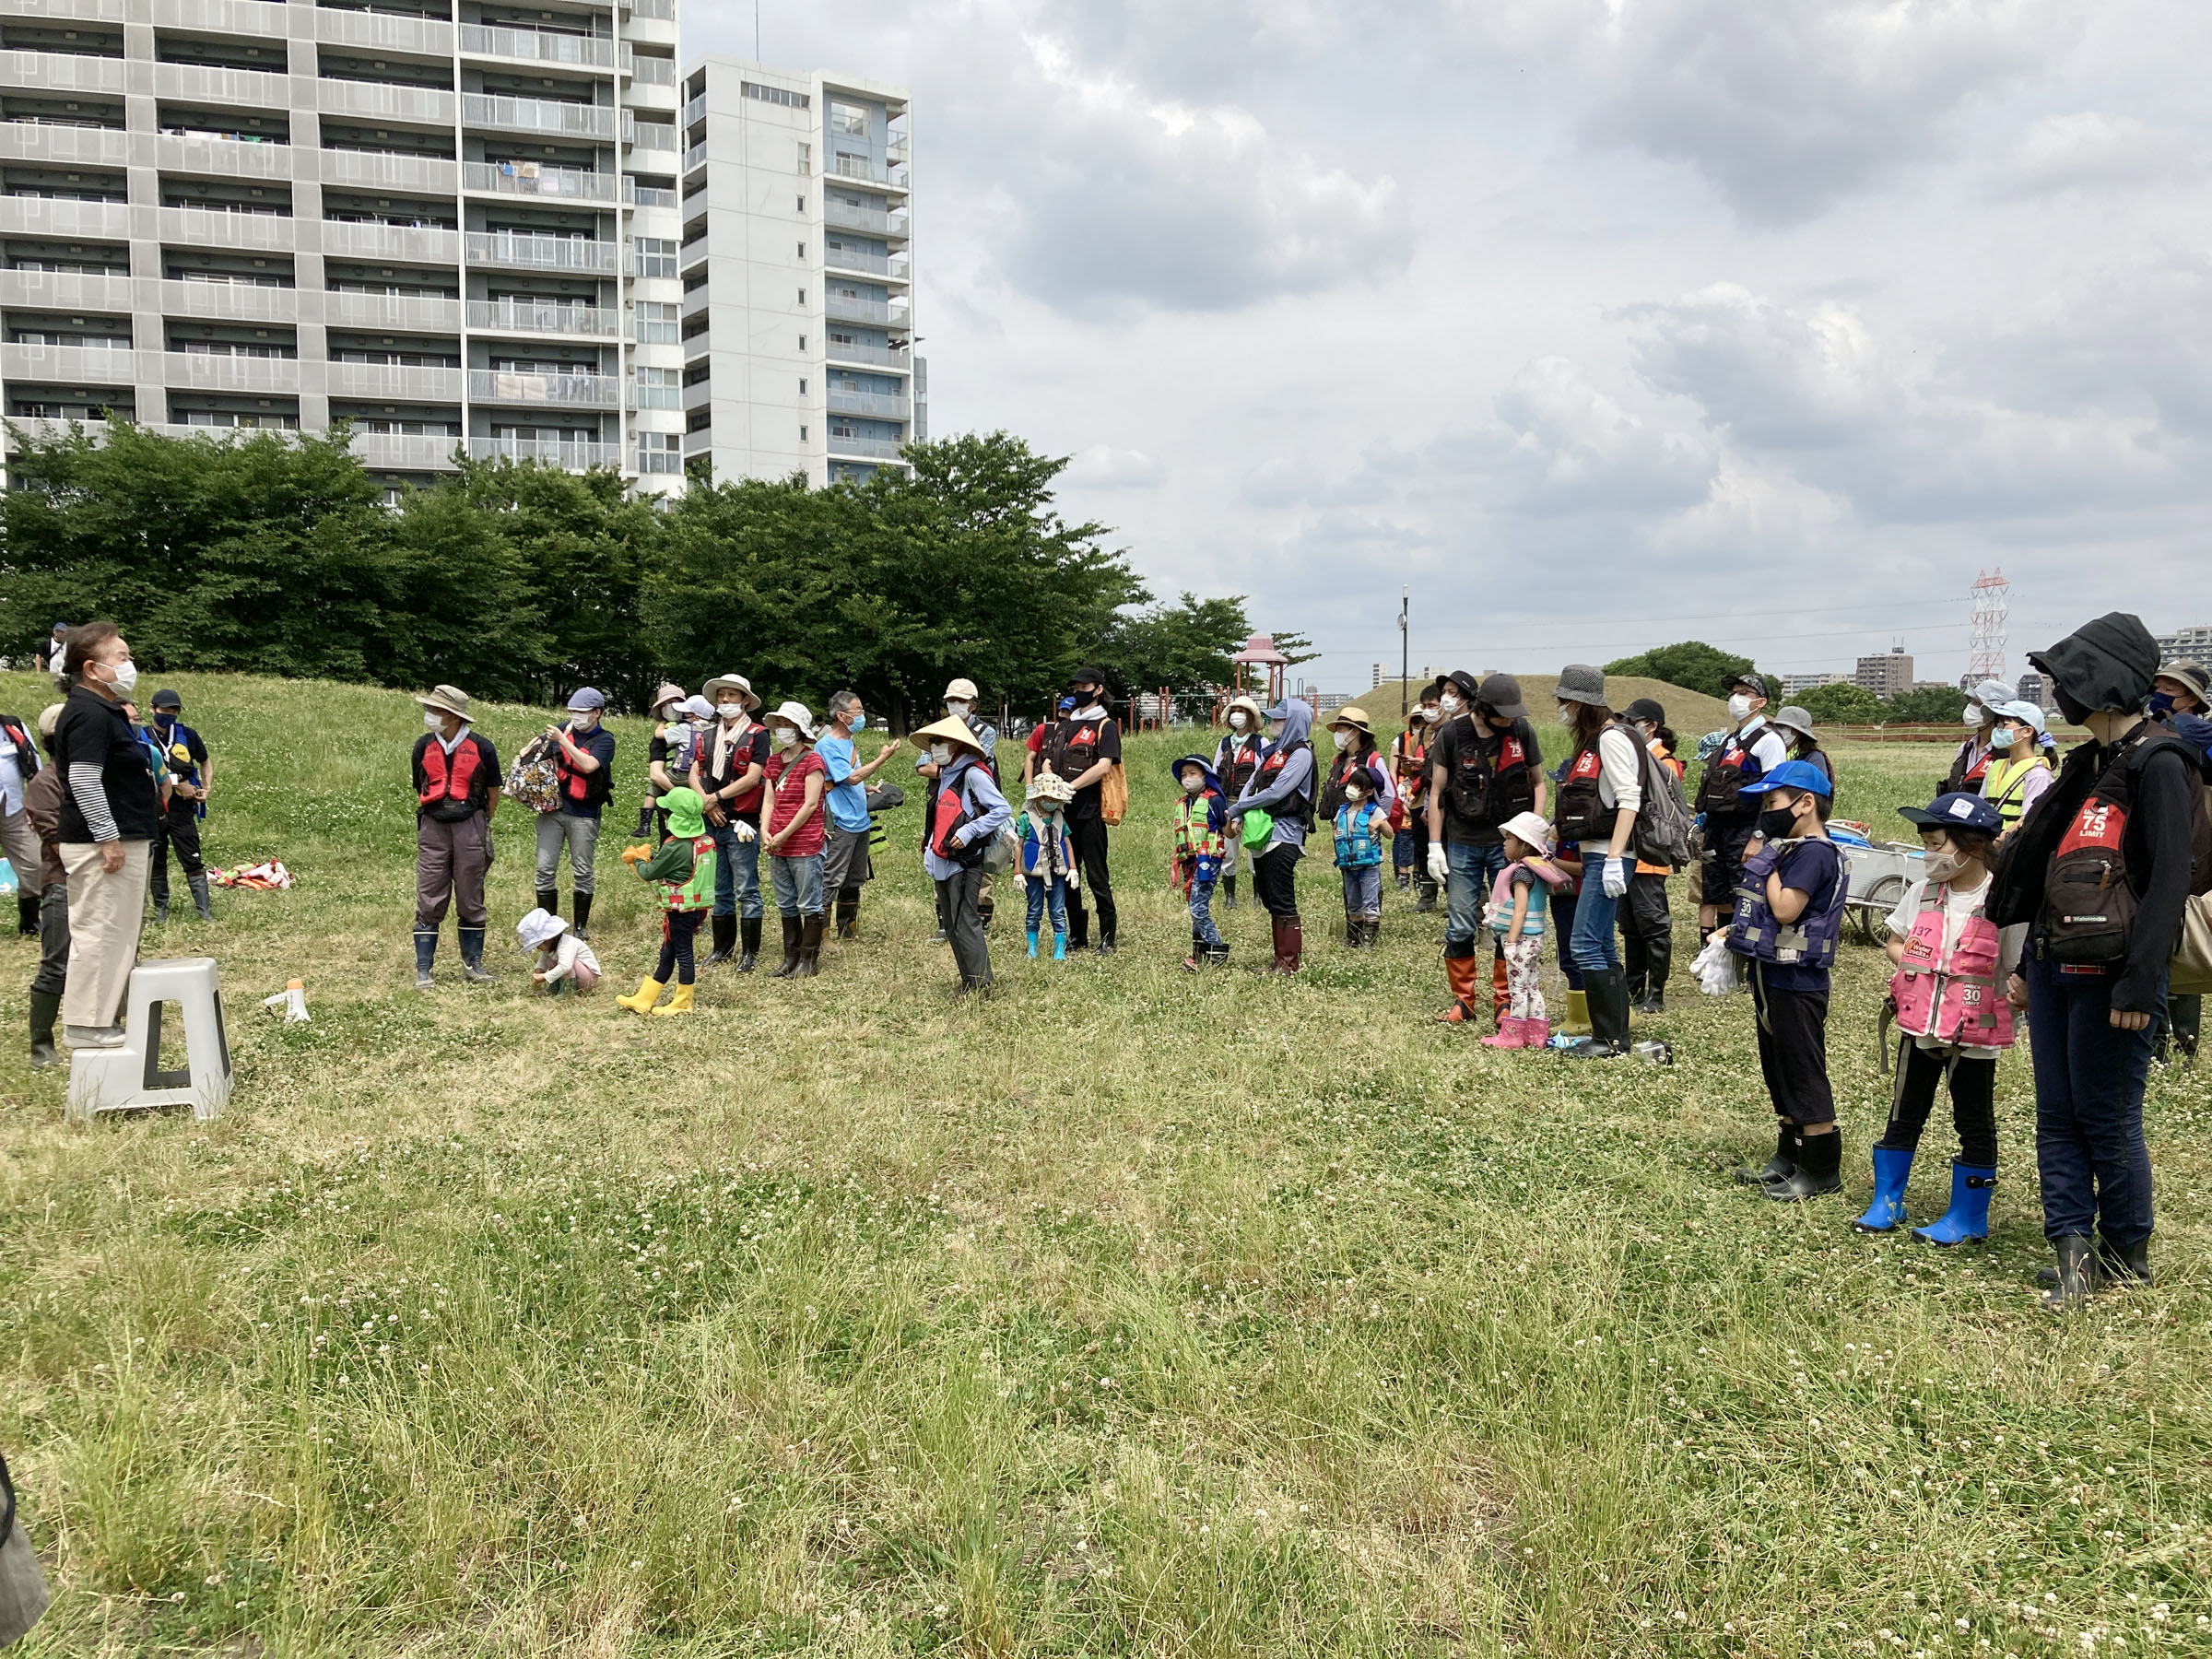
1499, 811, 1555, 854
516, 907, 569, 952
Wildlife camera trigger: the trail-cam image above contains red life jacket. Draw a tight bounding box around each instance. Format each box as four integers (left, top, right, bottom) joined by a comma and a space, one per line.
419, 736, 485, 809
930, 767, 984, 865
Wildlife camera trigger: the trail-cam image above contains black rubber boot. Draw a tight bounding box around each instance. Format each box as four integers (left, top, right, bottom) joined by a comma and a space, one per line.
1220, 874, 1237, 909
2041, 1235, 2103, 1312
1415, 878, 1438, 913
458, 926, 496, 983
571, 890, 592, 940
770, 915, 803, 978
414, 928, 438, 991
795, 913, 825, 977
705, 913, 736, 965
17, 893, 40, 937
635, 804, 653, 838
186, 871, 214, 921
737, 915, 761, 972
1344, 911, 1360, 948
1735, 1122, 1795, 1185
2100, 1235, 2151, 1288
1763, 1128, 1842, 1201
28, 988, 61, 1070
835, 888, 861, 940
536, 888, 559, 918
1561, 969, 1631, 1057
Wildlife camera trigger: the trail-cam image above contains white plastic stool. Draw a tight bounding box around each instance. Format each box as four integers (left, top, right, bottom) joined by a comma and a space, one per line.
67, 957, 233, 1124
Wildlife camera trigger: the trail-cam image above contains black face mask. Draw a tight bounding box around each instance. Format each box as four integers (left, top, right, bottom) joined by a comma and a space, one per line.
2053, 686, 2092, 726
1759, 804, 1801, 841
153, 711, 176, 726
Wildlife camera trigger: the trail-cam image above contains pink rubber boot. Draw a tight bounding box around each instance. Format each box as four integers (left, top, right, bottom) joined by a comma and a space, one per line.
1522, 1018, 1552, 1049
1481, 1017, 1526, 1050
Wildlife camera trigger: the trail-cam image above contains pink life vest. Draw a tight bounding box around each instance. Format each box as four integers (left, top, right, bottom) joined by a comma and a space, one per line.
1888, 884, 2014, 1049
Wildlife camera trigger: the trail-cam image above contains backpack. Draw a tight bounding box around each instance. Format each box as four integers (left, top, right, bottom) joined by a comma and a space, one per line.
506, 734, 562, 814
1630, 741, 1695, 870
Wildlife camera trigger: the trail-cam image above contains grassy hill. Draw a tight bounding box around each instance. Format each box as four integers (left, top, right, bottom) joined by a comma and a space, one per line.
1360, 675, 1733, 735
0, 669, 2203, 1654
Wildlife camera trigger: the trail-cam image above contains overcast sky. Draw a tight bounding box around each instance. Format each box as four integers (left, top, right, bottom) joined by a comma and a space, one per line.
689, 0, 2212, 693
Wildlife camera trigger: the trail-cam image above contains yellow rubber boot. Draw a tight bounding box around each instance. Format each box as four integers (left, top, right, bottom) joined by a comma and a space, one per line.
1560, 988, 1592, 1038
650, 982, 695, 1018
615, 976, 665, 1015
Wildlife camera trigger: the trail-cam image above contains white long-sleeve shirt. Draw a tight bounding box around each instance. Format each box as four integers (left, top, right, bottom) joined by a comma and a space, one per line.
1594, 724, 1644, 814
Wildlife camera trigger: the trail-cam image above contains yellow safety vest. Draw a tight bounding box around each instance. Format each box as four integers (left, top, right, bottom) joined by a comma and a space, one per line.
1983, 753, 2050, 825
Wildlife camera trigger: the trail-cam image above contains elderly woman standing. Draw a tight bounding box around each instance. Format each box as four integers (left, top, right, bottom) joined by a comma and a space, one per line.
50, 623, 161, 1047
1229, 699, 1319, 974
691, 673, 770, 971
916, 713, 1011, 995
411, 683, 501, 990
760, 700, 830, 978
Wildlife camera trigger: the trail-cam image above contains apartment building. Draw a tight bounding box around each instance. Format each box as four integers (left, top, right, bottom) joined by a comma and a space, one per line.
675, 54, 917, 487
1854, 646, 1914, 700
0, 0, 687, 488
2156, 625, 2212, 663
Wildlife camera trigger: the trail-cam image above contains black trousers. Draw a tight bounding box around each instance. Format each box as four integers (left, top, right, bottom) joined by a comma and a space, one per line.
653, 909, 702, 984
1751, 967, 1836, 1126
937, 867, 993, 987
1876, 1042, 1998, 1167
1064, 816, 1116, 946
1618, 872, 1674, 995
1253, 842, 1301, 918
149, 798, 205, 907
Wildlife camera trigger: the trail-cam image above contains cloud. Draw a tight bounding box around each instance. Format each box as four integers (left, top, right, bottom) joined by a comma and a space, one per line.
1065, 444, 1165, 488
1997, 111, 2206, 197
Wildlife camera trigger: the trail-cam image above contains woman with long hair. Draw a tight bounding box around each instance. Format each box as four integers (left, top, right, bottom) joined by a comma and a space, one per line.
1547, 665, 1644, 1057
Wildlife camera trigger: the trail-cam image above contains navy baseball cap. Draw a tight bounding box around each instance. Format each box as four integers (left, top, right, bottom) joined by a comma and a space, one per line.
150, 688, 182, 710
566, 687, 606, 712
1739, 758, 1833, 799
1898, 792, 2003, 835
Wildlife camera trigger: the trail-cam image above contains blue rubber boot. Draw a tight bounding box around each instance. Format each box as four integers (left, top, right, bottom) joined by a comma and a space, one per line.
1850, 1145, 1913, 1234
1027, 929, 1040, 959
1912, 1162, 1995, 1246
1052, 932, 1066, 961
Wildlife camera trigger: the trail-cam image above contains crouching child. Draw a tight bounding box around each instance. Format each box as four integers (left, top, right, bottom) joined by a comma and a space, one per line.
615, 786, 717, 1018
517, 906, 602, 996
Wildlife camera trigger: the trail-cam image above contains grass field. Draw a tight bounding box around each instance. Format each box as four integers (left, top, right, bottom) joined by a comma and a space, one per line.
0, 671, 2206, 1658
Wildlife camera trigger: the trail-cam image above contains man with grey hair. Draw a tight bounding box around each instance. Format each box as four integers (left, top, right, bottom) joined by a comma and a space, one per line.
815, 689, 901, 941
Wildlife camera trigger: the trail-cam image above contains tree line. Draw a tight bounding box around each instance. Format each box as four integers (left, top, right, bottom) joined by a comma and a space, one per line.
0, 422, 1257, 729
1604, 641, 1970, 724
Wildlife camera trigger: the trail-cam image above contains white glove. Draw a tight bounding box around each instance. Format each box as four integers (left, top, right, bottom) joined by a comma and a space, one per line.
1426, 845, 1450, 885
732, 821, 758, 842
1601, 855, 1628, 899
1692, 934, 1740, 996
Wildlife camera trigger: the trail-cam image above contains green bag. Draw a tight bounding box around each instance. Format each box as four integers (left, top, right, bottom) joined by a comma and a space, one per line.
1241, 808, 1274, 849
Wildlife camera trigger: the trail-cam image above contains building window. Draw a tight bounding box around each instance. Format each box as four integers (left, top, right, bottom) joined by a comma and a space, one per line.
742, 80, 810, 110
797, 288, 806, 305
796, 194, 805, 212
796, 142, 811, 176
830, 102, 867, 136
634, 301, 679, 344
799, 425, 807, 441
633, 366, 680, 410
686, 406, 711, 432
798, 335, 806, 351
636, 430, 681, 474
797, 241, 806, 259
631, 237, 677, 279
798, 378, 806, 394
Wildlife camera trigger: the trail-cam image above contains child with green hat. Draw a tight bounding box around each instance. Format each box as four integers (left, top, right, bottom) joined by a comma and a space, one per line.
616, 786, 718, 1017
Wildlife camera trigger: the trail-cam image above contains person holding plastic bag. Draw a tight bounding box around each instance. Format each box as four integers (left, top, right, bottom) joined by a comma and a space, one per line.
1230, 699, 1318, 975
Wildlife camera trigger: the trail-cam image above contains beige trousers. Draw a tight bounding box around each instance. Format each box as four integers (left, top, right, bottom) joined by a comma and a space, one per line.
61, 839, 149, 1030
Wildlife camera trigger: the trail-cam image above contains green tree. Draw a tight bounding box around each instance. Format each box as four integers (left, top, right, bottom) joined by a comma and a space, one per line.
1094, 592, 1252, 692
1605, 641, 1763, 700
1796, 681, 1884, 724
383, 482, 549, 700
1885, 684, 1969, 724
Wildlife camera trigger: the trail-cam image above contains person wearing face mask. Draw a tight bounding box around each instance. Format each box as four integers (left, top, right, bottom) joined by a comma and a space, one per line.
1317, 707, 1394, 828
1017, 769, 1077, 960
1547, 665, 1644, 1057
1171, 755, 1230, 967
916, 713, 1012, 995
533, 687, 616, 942
141, 689, 214, 925
1428, 672, 1547, 1028
1768, 705, 1831, 787
0, 703, 48, 939
1390, 687, 1441, 911
1025, 695, 1077, 786
1854, 792, 2018, 1244
759, 701, 830, 978
640, 681, 689, 839
1331, 760, 1389, 948
1980, 700, 2053, 837
2148, 659, 2207, 724
22, 705, 70, 1068
921, 677, 1002, 938
1229, 699, 1318, 974
1986, 614, 2206, 1309
1695, 673, 1791, 947
1618, 699, 1685, 1015
1212, 694, 1268, 910
408, 682, 501, 991
690, 673, 770, 971
1941, 679, 2019, 796
1726, 760, 1848, 1200
815, 689, 901, 943
1043, 666, 1123, 953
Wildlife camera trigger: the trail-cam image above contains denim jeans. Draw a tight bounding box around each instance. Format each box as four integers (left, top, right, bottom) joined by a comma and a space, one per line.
1571, 851, 1623, 973
1025, 871, 1068, 936
1392, 829, 1418, 874
768, 851, 824, 918
1340, 865, 1382, 917
1444, 840, 1507, 947
2027, 955, 2158, 1245
1189, 877, 1222, 947
710, 818, 763, 920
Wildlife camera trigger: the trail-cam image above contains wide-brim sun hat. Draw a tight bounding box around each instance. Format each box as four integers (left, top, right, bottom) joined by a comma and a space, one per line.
652, 680, 687, 712
660, 786, 708, 839
1225, 694, 1265, 726
515, 907, 569, 951
414, 683, 471, 721
1899, 793, 2003, 835
766, 700, 815, 740
1770, 705, 1818, 742
913, 715, 986, 756
2156, 660, 2210, 701
1329, 705, 1372, 733
1499, 810, 1554, 853
1740, 758, 1834, 799
1028, 769, 1076, 804
701, 673, 760, 711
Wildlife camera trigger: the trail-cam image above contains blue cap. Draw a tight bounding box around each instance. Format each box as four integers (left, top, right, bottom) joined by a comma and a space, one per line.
1739, 759, 1834, 799
566, 687, 606, 712
1898, 792, 2003, 834
1056, 696, 1077, 714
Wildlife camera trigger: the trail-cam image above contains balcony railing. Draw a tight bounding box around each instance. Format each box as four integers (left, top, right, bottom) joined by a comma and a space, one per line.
461, 160, 616, 203
628, 53, 676, 86
824, 196, 909, 240
322, 220, 459, 262
629, 121, 676, 151
0, 50, 127, 96
827, 388, 910, 420
160, 278, 298, 323
158, 0, 288, 37
825, 292, 909, 329
826, 434, 906, 462
325, 361, 463, 402
156, 131, 295, 181
462, 94, 615, 140
164, 351, 301, 394
318, 78, 455, 126
629, 0, 676, 19
829, 153, 909, 189
0, 197, 130, 238
467, 433, 618, 467
459, 25, 616, 69
0, 124, 129, 166
158, 205, 299, 253
1, 342, 139, 382
349, 431, 461, 471
312, 7, 453, 55
681, 141, 706, 174
323, 290, 460, 331
624, 179, 676, 207
822, 337, 910, 371
469, 369, 618, 406
2, 268, 136, 312
467, 300, 617, 336
463, 231, 618, 272
319, 148, 455, 194
682, 92, 704, 126
825, 244, 908, 280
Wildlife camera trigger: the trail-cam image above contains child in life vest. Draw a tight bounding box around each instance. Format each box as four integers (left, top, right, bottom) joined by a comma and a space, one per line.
1018, 768, 1077, 960
615, 786, 718, 1017
1171, 755, 1230, 969
1853, 792, 2021, 1243
1333, 767, 1388, 948
1727, 760, 1850, 1202
516, 906, 601, 996
1483, 810, 1571, 1049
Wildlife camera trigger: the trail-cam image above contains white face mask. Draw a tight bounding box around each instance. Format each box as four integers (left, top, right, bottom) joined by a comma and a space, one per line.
1345, 789, 1366, 806
105, 659, 138, 695
718, 701, 745, 720
929, 742, 953, 767
1556, 704, 1576, 727
570, 711, 598, 730
1182, 774, 1204, 794
771, 726, 798, 749
1228, 712, 1248, 732
1962, 704, 1984, 726
424, 711, 445, 732
946, 700, 971, 719
1923, 849, 1965, 883
1331, 729, 1353, 751
1439, 692, 1463, 716
1728, 694, 1753, 722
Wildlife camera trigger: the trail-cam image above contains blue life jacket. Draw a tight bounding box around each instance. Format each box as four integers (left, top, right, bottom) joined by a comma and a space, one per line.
1334, 803, 1384, 867
1725, 836, 1846, 970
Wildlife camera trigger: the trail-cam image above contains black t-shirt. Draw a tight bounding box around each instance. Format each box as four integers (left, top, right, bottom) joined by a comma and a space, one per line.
53, 685, 162, 842
695, 723, 772, 823
1430, 715, 1542, 846
1050, 712, 1123, 822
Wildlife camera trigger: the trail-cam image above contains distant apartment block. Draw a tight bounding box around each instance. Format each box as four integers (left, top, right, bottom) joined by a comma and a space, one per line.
675, 54, 917, 487
1779, 671, 1849, 695
2156, 625, 2212, 663
0, 0, 691, 488
1855, 647, 1914, 700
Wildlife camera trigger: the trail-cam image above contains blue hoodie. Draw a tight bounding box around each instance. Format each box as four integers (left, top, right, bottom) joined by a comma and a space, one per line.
1233, 700, 1316, 851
